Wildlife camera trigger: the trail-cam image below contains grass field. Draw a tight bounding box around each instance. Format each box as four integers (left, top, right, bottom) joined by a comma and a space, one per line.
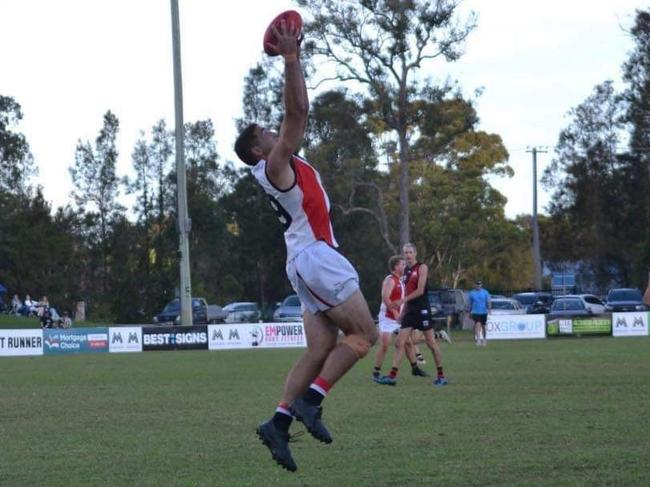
1, 334, 649, 486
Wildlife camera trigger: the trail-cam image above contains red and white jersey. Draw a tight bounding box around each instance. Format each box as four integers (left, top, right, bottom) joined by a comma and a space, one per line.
379, 273, 404, 321
252, 155, 338, 261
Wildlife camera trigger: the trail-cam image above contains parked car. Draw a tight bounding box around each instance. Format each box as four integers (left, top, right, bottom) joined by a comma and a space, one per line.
571, 294, 606, 314
207, 304, 228, 324
273, 294, 302, 322
549, 296, 593, 317
223, 302, 262, 323
605, 288, 647, 312
427, 288, 469, 327
153, 297, 208, 325
511, 292, 554, 314
489, 298, 525, 315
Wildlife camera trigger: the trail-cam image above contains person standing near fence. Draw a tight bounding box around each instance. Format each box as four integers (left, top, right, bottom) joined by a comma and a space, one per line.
469, 280, 491, 346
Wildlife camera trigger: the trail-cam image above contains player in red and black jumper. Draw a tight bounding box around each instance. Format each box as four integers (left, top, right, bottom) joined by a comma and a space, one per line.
376, 243, 448, 386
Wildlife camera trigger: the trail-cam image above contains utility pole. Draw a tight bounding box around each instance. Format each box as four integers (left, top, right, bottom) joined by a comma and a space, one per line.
527, 146, 547, 290
170, 0, 193, 326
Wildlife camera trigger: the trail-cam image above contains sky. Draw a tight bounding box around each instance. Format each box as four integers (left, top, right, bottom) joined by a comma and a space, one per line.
0, 0, 645, 218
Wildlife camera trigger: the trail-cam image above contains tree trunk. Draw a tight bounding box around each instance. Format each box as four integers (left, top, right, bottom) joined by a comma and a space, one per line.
398, 127, 410, 249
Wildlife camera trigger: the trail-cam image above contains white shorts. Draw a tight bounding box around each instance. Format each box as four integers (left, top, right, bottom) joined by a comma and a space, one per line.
378, 316, 400, 334
286, 241, 360, 314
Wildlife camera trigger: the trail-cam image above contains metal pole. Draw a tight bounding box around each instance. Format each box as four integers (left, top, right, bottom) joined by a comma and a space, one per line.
171, 0, 193, 326
528, 147, 545, 290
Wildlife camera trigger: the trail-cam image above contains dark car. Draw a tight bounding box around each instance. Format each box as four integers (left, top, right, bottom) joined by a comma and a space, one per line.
605, 288, 647, 312
153, 297, 208, 325
428, 289, 468, 327
549, 296, 593, 317
511, 292, 554, 314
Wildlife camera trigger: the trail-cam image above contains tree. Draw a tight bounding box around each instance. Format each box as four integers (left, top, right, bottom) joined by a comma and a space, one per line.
543, 82, 630, 288
621, 8, 650, 281
69, 110, 124, 295
0, 95, 36, 194
298, 0, 477, 247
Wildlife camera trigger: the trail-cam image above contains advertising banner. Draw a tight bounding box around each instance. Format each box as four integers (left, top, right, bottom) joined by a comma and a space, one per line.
109, 327, 143, 353
612, 312, 649, 337
208, 322, 307, 350
44, 328, 109, 355
547, 317, 611, 336
0, 329, 44, 356
486, 315, 546, 340
142, 326, 208, 351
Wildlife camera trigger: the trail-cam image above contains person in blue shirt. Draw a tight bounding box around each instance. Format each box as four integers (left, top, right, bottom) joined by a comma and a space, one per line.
469, 280, 491, 346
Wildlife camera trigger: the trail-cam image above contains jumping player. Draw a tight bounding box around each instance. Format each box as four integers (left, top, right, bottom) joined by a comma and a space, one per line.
376, 243, 448, 386
372, 255, 427, 381
234, 20, 378, 472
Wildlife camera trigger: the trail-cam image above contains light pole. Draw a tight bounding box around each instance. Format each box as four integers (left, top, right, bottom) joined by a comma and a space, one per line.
170, 0, 193, 326
527, 146, 547, 290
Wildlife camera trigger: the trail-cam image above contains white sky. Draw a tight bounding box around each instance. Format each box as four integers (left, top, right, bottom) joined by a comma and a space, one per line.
0, 0, 644, 218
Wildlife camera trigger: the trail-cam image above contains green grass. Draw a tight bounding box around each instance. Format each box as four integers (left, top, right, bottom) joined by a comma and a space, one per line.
0, 313, 41, 328
1, 334, 649, 486
0, 314, 106, 328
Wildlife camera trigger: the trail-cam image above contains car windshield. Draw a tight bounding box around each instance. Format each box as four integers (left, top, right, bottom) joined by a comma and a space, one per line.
428, 293, 442, 306
163, 300, 180, 312
553, 299, 584, 311
237, 304, 258, 311
492, 300, 515, 310
608, 290, 642, 301
192, 299, 203, 308
283, 295, 300, 307
513, 294, 535, 305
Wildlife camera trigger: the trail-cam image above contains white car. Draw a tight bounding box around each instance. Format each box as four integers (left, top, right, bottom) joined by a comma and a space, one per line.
489, 298, 525, 315
559, 294, 606, 314
222, 302, 261, 323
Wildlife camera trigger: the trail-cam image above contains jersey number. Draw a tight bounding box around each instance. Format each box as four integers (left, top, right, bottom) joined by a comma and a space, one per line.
267, 195, 293, 231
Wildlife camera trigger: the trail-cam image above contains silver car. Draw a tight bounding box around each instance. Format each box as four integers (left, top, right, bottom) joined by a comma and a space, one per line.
222, 302, 261, 323
489, 298, 525, 315
273, 294, 302, 322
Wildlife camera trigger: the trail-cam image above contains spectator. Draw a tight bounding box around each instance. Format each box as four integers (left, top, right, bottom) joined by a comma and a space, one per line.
20, 294, 37, 316
60, 311, 72, 329
36, 296, 50, 317
11, 294, 21, 314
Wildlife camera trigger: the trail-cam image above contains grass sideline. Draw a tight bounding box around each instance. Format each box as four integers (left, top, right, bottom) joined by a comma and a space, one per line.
0, 314, 107, 329
1, 335, 649, 486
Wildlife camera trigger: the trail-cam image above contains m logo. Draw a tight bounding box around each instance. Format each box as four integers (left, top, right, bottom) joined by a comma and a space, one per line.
109, 327, 142, 353
615, 317, 628, 328
212, 329, 224, 340
229, 329, 240, 340
633, 317, 644, 327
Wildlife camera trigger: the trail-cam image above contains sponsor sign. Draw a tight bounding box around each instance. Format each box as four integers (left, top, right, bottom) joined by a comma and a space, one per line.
547, 317, 611, 336
142, 326, 208, 351
0, 329, 44, 356
44, 328, 109, 354
572, 317, 611, 335
486, 315, 546, 340
208, 322, 306, 350
612, 312, 649, 337
109, 327, 143, 353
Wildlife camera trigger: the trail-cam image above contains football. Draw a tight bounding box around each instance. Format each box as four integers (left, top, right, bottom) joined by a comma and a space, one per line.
263, 10, 303, 56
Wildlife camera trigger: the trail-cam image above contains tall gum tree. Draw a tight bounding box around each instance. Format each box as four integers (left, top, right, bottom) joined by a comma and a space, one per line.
297, 0, 477, 247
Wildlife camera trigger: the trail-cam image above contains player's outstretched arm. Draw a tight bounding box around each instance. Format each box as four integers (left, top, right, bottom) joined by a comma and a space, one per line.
267, 21, 308, 185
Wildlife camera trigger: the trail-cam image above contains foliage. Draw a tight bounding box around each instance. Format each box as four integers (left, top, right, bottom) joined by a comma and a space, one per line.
298, 0, 478, 246
0, 95, 36, 194
542, 8, 650, 290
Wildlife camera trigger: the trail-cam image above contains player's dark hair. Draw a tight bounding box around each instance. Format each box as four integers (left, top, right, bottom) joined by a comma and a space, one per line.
234, 123, 260, 166
388, 255, 405, 272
